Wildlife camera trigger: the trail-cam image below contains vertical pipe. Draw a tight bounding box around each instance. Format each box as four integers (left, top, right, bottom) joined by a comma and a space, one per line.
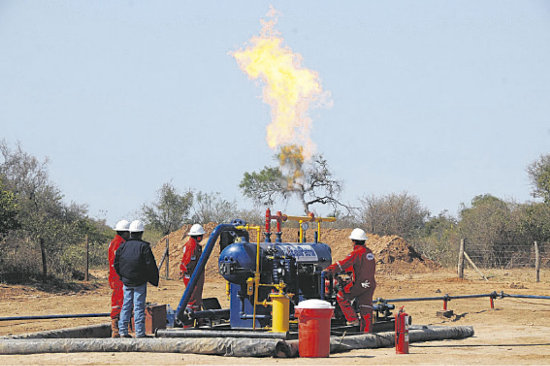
165, 238, 170, 280
265, 208, 271, 242
490, 297, 494, 309
85, 235, 89, 282
535, 241, 540, 283
458, 239, 465, 279
443, 299, 447, 310
252, 226, 261, 329
275, 211, 282, 242
265, 208, 271, 233
320, 270, 325, 300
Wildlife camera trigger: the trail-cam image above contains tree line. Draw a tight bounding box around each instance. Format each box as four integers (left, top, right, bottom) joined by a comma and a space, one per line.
1, 141, 549, 283
237, 147, 550, 267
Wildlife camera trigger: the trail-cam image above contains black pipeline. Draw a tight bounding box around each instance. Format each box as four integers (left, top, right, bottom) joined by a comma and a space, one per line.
378, 291, 550, 311
0, 313, 110, 322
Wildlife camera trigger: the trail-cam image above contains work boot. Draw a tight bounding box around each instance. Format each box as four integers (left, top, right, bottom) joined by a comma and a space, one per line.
111, 318, 120, 338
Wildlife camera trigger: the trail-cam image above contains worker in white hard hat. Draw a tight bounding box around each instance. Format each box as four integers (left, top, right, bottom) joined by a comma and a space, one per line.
179, 223, 207, 316
114, 220, 159, 338
108, 219, 130, 337
323, 228, 376, 333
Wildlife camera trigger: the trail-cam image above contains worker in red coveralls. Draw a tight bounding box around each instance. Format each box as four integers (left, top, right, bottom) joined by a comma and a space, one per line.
108, 219, 130, 337
323, 228, 376, 333
180, 224, 206, 315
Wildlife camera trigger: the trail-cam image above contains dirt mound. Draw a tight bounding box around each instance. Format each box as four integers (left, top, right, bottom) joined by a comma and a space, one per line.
151, 224, 439, 284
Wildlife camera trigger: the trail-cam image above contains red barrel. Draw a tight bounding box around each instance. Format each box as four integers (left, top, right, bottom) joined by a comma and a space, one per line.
295, 299, 334, 358
395, 307, 410, 354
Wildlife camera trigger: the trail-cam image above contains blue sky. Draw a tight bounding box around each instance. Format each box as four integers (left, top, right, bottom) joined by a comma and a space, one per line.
1, 1, 549, 226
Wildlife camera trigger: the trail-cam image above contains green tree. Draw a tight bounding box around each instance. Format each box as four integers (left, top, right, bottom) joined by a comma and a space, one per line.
142, 183, 193, 235
359, 192, 430, 239
414, 211, 458, 265
0, 141, 92, 280
457, 194, 527, 267
0, 177, 19, 235
240, 145, 347, 214
517, 202, 550, 244
527, 154, 550, 203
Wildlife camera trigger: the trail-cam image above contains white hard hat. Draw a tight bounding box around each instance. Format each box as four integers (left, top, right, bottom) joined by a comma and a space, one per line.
349, 228, 368, 241
129, 220, 145, 233
114, 219, 130, 231
189, 224, 205, 236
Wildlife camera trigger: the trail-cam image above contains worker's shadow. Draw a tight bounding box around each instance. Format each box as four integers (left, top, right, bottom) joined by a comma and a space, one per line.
452, 312, 468, 321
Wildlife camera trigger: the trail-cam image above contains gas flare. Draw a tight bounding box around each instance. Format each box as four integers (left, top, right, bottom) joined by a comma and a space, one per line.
278, 145, 304, 188
232, 7, 331, 159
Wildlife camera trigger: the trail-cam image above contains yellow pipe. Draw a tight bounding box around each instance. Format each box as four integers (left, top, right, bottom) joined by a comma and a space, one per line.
283, 215, 336, 223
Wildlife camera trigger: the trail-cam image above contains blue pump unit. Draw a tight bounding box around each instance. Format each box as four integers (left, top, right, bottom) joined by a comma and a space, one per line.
174, 215, 394, 332
219, 239, 332, 329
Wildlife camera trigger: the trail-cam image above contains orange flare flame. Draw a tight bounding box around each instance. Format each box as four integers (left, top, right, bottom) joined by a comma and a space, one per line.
232, 7, 330, 159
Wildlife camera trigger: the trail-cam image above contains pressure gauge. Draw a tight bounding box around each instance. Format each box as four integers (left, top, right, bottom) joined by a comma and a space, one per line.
301, 222, 309, 231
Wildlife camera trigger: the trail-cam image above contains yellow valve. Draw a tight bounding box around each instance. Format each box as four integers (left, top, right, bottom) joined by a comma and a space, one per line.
246, 277, 254, 296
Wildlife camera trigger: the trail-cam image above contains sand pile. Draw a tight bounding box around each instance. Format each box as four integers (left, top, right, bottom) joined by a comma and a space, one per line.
151, 223, 439, 284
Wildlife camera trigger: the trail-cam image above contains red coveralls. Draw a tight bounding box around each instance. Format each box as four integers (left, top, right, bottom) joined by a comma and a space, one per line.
108, 234, 125, 319
325, 244, 376, 331
180, 237, 205, 312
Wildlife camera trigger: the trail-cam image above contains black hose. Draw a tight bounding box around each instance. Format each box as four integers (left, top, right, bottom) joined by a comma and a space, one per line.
156, 329, 289, 339
188, 309, 230, 320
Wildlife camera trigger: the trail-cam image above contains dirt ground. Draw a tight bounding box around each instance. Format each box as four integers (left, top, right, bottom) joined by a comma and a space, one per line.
0, 267, 549, 365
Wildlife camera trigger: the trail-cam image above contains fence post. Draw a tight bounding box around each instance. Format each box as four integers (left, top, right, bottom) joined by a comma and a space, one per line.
165, 237, 170, 280
535, 241, 540, 282
464, 251, 489, 281
85, 234, 89, 282
458, 238, 465, 279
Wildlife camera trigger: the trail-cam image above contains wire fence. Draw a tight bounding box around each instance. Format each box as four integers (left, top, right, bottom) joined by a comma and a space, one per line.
456, 240, 547, 283
464, 241, 549, 269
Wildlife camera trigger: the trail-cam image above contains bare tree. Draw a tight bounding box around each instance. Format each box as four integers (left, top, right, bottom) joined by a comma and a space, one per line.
191, 191, 234, 224
240, 145, 350, 214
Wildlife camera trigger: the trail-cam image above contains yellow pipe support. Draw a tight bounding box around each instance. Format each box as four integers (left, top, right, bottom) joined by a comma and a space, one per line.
236, 225, 262, 330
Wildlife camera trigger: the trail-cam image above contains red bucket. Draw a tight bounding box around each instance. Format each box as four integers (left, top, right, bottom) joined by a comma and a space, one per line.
295, 299, 334, 358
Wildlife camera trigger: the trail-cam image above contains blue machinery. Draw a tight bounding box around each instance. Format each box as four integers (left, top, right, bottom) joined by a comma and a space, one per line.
175, 210, 340, 330
174, 209, 550, 333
